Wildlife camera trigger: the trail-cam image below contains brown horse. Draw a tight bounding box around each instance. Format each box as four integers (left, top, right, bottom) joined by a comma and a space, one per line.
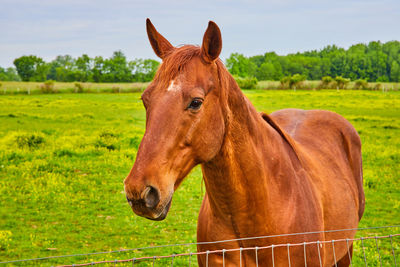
124, 19, 365, 266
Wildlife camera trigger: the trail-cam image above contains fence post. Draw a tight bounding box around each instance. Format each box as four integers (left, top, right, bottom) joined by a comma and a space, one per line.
317, 241, 322, 267
287, 243, 291, 267
222, 249, 226, 267
375, 236, 382, 267
346, 239, 352, 267
239, 247, 243, 267
389, 235, 397, 267
361, 237, 368, 267
332, 240, 337, 267
255, 247, 259, 267
271, 244, 275, 267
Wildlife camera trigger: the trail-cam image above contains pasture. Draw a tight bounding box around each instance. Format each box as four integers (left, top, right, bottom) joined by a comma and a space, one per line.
0, 90, 399, 266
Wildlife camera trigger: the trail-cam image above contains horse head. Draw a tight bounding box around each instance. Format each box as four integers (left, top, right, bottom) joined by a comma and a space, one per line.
124, 19, 226, 220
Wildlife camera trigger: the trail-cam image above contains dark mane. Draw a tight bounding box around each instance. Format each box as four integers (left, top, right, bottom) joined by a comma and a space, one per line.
154, 45, 201, 85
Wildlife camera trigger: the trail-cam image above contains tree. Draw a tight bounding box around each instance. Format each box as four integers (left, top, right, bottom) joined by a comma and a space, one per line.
257, 62, 276, 80
390, 61, 400, 82
13, 55, 48, 81
92, 56, 104, 82
75, 54, 93, 81
131, 59, 160, 82
226, 53, 257, 78
102, 51, 132, 82
0, 67, 20, 81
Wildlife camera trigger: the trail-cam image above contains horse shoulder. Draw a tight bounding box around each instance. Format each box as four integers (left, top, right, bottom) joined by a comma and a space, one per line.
270, 109, 365, 220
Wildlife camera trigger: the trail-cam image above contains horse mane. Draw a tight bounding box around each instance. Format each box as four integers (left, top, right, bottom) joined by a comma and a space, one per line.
260, 112, 301, 162
154, 45, 201, 86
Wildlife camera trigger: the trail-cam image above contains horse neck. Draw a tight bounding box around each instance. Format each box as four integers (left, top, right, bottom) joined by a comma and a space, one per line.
201, 75, 299, 227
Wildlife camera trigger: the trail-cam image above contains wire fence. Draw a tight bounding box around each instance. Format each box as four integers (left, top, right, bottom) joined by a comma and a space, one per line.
1, 225, 399, 266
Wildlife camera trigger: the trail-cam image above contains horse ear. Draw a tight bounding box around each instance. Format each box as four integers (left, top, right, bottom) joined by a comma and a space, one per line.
146, 18, 174, 59
201, 21, 222, 63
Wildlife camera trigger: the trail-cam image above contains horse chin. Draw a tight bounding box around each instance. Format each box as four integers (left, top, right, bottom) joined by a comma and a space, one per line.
146, 198, 172, 221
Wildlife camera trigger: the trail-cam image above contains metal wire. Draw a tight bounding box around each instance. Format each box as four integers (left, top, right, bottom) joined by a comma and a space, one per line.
2, 225, 398, 265
50, 233, 400, 267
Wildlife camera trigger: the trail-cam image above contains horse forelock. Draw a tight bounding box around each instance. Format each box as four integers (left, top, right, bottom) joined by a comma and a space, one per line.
154, 45, 201, 85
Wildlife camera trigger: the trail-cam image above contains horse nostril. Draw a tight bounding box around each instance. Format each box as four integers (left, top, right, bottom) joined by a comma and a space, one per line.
142, 186, 160, 209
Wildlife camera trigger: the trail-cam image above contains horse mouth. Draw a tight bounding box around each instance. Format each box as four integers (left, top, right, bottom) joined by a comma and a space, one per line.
128, 195, 173, 221
146, 198, 172, 221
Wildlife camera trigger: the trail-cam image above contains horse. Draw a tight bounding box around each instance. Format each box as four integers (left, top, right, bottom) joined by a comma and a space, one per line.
124, 19, 365, 266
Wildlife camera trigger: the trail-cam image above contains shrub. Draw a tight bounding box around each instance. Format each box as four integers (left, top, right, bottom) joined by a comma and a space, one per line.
373, 83, 382, 91
318, 76, 333, 89
112, 86, 121, 93
15, 133, 45, 149
334, 76, 350, 90
234, 76, 258, 89
280, 76, 291, 89
354, 79, 369, 90
74, 83, 84, 93
289, 74, 306, 89
279, 75, 306, 89
40, 80, 56, 94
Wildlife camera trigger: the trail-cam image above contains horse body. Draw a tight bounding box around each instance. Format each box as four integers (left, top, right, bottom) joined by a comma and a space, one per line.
124, 19, 365, 266
196, 75, 364, 266
197, 104, 364, 265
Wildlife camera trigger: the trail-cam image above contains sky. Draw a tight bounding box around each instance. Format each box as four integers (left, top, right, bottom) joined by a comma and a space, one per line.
1, 0, 399, 67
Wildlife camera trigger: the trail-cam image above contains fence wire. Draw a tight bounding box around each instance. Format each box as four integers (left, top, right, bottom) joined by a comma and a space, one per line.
52, 234, 399, 267
1, 225, 399, 266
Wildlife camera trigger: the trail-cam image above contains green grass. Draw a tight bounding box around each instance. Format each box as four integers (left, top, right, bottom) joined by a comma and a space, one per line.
1, 80, 399, 95
0, 90, 399, 266
256, 80, 400, 91
0, 81, 149, 94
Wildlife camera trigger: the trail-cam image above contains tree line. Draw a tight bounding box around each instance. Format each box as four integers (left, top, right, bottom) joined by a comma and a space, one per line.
1, 40, 399, 83
227, 41, 400, 82
4, 51, 160, 83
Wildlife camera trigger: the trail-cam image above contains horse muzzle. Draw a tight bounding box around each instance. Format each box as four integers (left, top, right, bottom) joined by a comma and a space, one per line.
125, 185, 173, 221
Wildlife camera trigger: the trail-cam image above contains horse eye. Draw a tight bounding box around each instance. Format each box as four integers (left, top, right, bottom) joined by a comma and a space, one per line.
188, 99, 203, 110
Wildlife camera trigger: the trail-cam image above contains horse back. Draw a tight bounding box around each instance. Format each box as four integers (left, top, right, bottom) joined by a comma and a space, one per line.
270, 108, 365, 220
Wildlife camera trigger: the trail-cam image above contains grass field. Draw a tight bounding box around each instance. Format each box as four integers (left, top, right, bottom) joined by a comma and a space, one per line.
0, 80, 399, 95
0, 90, 399, 266
0, 81, 149, 94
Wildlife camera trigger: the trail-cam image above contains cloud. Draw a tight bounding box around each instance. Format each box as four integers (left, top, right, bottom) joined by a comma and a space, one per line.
1, 0, 399, 67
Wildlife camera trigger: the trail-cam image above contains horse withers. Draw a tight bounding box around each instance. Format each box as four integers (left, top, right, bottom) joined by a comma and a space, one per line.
123, 19, 365, 266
